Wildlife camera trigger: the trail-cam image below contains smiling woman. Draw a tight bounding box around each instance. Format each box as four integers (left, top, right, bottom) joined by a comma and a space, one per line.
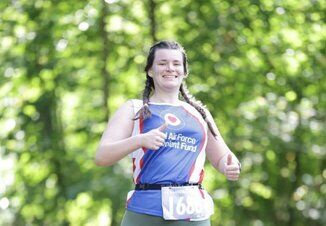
95, 40, 241, 226
148, 48, 185, 92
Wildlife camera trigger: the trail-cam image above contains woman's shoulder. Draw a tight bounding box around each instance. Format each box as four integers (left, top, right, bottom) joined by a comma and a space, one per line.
128, 99, 143, 106
179, 101, 204, 116
112, 99, 142, 113
126, 99, 143, 113
179, 100, 199, 111
179, 100, 212, 121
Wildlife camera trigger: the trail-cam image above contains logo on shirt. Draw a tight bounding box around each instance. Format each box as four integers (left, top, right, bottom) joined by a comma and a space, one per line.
164, 113, 181, 126
159, 109, 185, 131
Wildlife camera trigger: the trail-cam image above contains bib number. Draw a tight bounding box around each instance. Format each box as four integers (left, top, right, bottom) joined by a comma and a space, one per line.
161, 186, 214, 221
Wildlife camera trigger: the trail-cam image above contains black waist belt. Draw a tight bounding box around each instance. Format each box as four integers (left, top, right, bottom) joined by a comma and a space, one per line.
135, 183, 202, 190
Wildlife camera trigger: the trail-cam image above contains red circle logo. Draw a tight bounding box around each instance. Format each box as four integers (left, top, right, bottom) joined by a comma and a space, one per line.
164, 113, 181, 126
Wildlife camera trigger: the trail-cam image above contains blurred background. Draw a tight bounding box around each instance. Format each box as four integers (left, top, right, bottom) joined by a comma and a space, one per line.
0, 0, 325, 225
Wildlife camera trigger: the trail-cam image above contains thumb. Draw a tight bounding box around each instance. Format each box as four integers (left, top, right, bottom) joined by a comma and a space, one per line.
158, 122, 169, 132
227, 154, 232, 165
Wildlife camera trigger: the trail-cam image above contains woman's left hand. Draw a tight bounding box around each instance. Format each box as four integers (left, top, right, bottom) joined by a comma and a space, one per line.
224, 154, 241, 181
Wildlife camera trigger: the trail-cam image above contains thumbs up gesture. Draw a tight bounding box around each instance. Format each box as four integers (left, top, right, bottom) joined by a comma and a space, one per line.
139, 122, 168, 151
224, 154, 241, 181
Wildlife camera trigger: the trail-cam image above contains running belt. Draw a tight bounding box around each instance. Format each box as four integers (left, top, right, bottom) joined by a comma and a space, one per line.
135, 183, 203, 190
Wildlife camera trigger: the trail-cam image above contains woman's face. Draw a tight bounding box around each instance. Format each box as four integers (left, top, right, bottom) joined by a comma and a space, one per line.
148, 49, 186, 91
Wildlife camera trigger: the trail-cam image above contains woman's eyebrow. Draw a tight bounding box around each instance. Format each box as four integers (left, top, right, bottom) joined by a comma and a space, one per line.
157, 59, 181, 62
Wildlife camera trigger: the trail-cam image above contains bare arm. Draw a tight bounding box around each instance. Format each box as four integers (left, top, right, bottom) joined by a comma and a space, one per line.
95, 100, 168, 167
94, 100, 139, 166
205, 111, 241, 180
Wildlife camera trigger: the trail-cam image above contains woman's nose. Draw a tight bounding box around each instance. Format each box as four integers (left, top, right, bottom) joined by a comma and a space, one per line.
166, 63, 175, 71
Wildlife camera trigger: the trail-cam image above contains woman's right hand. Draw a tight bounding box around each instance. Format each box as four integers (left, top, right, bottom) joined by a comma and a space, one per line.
139, 122, 168, 150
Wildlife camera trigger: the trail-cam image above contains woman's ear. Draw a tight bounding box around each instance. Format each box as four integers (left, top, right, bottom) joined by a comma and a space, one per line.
148, 69, 153, 77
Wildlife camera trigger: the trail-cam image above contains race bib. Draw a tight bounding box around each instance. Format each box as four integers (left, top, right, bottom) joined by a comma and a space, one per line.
161, 186, 214, 221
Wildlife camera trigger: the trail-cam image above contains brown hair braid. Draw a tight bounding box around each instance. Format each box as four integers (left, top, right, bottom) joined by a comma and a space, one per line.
179, 83, 218, 137
133, 75, 154, 120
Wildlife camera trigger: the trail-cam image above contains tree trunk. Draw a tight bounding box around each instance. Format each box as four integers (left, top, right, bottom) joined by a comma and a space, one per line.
148, 0, 157, 43
99, 0, 110, 119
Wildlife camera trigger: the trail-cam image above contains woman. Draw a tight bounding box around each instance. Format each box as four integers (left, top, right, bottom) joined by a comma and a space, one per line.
95, 41, 241, 226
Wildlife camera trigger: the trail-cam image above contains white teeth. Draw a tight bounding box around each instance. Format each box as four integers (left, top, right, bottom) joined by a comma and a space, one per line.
163, 75, 177, 78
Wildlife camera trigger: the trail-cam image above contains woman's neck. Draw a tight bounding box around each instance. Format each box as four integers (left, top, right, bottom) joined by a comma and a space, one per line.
150, 91, 180, 105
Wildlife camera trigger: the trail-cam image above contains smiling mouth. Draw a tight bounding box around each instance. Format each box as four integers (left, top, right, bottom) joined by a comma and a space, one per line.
163, 75, 178, 78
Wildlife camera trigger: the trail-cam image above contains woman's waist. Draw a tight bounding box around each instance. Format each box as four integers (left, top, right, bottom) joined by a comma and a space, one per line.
135, 182, 202, 190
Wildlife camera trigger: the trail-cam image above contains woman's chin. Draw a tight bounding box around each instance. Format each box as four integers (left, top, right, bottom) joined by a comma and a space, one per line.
161, 83, 181, 91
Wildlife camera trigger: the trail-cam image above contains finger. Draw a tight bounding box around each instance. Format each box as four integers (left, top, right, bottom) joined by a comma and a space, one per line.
156, 137, 165, 143
225, 170, 240, 174
160, 132, 167, 139
158, 122, 169, 132
227, 174, 239, 179
225, 165, 240, 171
154, 141, 164, 147
227, 154, 232, 165
225, 171, 240, 177
154, 131, 167, 139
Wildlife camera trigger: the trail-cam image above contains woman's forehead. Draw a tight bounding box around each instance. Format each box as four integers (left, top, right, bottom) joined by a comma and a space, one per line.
154, 49, 183, 61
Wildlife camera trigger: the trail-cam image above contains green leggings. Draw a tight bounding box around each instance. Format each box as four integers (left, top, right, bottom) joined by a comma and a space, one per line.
121, 210, 211, 226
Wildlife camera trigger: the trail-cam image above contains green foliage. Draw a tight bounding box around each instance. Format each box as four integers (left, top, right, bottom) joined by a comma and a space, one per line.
0, 0, 325, 225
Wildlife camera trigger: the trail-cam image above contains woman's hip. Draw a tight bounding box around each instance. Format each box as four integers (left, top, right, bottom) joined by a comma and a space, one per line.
121, 210, 211, 226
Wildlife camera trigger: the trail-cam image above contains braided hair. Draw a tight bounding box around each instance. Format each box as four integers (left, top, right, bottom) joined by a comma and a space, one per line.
134, 40, 218, 137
